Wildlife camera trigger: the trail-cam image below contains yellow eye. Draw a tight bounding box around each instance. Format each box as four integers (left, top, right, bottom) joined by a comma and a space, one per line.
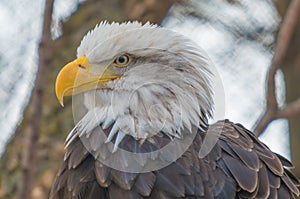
114, 54, 131, 67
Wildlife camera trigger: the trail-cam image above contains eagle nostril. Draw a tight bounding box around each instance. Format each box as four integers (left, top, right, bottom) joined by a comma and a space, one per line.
78, 64, 86, 69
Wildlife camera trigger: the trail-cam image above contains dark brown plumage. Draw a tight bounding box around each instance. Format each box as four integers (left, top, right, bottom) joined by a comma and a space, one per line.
50, 120, 300, 199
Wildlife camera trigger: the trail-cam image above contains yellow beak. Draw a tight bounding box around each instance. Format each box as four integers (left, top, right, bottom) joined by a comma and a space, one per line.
55, 56, 120, 106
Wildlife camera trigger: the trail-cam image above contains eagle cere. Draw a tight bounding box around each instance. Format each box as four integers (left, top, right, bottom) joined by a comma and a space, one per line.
50, 21, 300, 199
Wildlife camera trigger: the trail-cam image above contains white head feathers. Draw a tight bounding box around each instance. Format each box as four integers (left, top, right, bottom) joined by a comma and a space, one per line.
69, 21, 214, 149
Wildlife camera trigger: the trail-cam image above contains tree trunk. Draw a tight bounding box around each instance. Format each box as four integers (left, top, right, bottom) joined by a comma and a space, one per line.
253, 2, 300, 183
273, 0, 300, 179
16, 0, 54, 198
282, 12, 300, 178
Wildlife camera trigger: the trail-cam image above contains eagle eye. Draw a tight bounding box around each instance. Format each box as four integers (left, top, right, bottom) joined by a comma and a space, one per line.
114, 54, 131, 67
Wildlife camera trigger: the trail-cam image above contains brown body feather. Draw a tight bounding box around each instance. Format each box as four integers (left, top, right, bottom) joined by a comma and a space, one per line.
50, 120, 299, 199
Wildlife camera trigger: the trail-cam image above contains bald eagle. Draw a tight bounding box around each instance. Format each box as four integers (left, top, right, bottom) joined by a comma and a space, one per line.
50, 21, 299, 199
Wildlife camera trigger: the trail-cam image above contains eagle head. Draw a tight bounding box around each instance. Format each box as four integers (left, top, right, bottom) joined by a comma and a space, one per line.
55, 21, 213, 152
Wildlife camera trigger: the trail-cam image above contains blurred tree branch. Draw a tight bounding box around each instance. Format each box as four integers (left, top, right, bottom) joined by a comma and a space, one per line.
16, 0, 54, 199
253, 0, 300, 136
125, 0, 176, 24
